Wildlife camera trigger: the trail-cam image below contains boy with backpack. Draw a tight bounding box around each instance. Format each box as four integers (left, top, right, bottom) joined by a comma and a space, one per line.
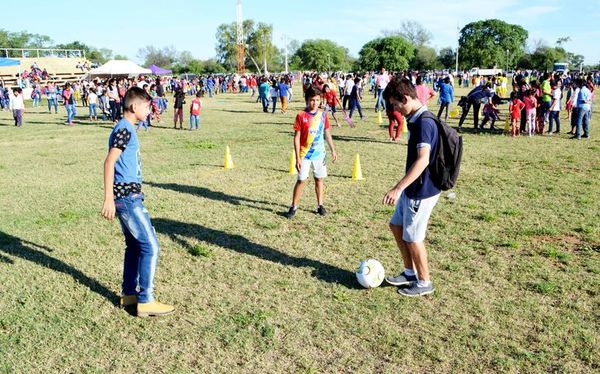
382, 77, 462, 297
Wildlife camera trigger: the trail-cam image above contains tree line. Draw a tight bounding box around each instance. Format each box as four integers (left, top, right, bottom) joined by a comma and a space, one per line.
1, 19, 592, 75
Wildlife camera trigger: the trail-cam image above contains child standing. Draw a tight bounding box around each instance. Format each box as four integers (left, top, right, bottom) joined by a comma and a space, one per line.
88, 88, 98, 121
523, 90, 537, 137
31, 85, 41, 108
62, 83, 77, 126
190, 92, 202, 130
173, 88, 185, 129
9, 88, 25, 127
101, 87, 175, 317
509, 92, 526, 137
285, 86, 337, 219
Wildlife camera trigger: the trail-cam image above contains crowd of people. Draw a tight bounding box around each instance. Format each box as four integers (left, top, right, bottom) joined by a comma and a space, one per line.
1, 64, 597, 140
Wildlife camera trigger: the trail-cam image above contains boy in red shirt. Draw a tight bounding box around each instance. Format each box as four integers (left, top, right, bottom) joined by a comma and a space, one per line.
285, 86, 337, 219
189, 92, 202, 130
321, 84, 340, 127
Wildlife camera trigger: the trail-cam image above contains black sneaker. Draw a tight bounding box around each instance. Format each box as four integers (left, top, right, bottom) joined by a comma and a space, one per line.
285, 206, 297, 219
316, 205, 327, 216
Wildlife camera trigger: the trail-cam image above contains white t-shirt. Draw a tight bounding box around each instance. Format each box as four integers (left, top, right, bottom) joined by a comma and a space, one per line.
550, 88, 561, 111
344, 80, 354, 95
88, 92, 98, 105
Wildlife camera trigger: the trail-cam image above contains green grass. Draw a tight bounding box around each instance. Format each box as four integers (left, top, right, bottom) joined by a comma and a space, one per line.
0, 84, 599, 373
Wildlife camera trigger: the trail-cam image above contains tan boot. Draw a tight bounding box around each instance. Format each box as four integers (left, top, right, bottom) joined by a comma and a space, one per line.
137, 300, 175, 317
120, 295, 137, 307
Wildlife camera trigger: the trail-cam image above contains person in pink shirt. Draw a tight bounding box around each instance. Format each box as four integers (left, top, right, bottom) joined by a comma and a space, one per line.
415, 75, 436, 105
523, 89, 537, 137
374, 67, 390, 112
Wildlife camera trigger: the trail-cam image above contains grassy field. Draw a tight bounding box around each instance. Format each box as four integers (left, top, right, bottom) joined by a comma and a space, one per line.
0, 84, 598, 373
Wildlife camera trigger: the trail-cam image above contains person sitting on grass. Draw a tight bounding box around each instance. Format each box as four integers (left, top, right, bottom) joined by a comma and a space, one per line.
381, 77, 440, 297
101, 87, 175, 317
285, 86, 337, 219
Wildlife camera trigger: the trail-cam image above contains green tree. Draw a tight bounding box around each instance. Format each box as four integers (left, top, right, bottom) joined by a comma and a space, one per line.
356, 36, 414, 71
137, 45, 178, 68
292, 39, 351, 72
438, 47, 456, 69
412, 45, 439, 70
458, 19, 528, 69
246, 23, 279, 73
527, 46, 567, 71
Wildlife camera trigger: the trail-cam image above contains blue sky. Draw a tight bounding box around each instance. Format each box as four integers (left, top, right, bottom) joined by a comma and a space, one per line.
3, 0, 599, 66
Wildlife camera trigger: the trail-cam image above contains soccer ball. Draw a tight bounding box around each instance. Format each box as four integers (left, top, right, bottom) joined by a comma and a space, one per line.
356, 259, 385, 288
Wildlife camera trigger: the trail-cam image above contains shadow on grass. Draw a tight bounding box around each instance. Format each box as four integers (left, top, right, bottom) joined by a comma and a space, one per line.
153, 217, 359, 289
0, 231, 118, 306
146, 181, 286, 213
220, 109, 257, 114
331, 134, 391, 144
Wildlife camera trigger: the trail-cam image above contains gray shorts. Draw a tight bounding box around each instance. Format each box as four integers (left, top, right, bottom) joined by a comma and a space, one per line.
389, 192, 440, 242
298, 157, 327, 181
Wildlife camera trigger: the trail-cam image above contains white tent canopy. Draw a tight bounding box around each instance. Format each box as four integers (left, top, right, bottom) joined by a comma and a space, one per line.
88, 60, 151, 78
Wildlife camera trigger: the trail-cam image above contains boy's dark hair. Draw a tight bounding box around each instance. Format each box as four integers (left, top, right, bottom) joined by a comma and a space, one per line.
124, 86, 152, 112
196, 92, 201, 97
322, 84, 329, 92
510, 91, 517, 100
382, 77, 417, 103
443, 77, 450, 84
304, 85, 321, 100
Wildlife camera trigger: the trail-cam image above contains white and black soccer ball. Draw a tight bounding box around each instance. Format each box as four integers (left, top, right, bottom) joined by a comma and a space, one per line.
356, 259, 385, 288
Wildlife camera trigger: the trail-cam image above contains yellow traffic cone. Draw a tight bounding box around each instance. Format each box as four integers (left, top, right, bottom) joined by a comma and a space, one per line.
352, 154, 364, 180
224, 146, 234, 169
377, 110, 383, 124
289, 150, 297, 175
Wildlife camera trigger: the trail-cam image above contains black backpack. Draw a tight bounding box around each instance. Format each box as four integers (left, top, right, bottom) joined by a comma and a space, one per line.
419, 111, 463, 191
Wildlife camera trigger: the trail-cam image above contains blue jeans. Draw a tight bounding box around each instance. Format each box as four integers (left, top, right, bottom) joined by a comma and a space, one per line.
115, 193, 160, 303
375, 88, 386, 112
260, 95, 269, 112
66, 104, 76, 123
576, 107, 590, 138
271, 96, 277, 113
190, 114, 200, 129
548, 111, 560, 132
349, 98, 364, 119
32, 96, 40, 107
48, 97, 58, 113
89, 103, 97, 117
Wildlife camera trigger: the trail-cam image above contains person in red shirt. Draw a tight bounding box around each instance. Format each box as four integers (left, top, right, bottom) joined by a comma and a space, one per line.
385, 98, 405, 142
189, 92, 202, 130
285, 86, 337, 219
509, 92, 526, 137
321, 84, 340, 127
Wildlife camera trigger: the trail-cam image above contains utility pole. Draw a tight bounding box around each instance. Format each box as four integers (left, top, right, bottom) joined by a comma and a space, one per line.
455, 22, 460, 76
282, 34, 289, 73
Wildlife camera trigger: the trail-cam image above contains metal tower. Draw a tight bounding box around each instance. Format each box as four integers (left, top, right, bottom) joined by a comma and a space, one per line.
236, 0, 245, 74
